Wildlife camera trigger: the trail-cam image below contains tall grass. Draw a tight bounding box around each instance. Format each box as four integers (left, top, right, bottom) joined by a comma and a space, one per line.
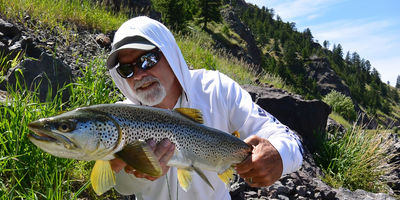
314, 118, 396, 193
0, 56, 121, 199
1, 0, 128, 32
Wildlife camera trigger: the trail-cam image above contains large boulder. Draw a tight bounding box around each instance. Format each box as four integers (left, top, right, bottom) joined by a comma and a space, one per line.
241, 84, 332, 152
0, 53, 73, 103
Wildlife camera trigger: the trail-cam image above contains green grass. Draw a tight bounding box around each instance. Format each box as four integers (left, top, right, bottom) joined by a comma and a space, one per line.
314, 121, 396, 193
328, 113, 352, 129
1, 0, 128, 32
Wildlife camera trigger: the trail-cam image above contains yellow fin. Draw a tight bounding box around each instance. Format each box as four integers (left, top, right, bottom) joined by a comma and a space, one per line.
232, 131, 240, 138
174, 108, 204, 124
91, 160, 115, 195
115, 140, 162, 177
191, 165, 214, 190
218, 167, 236, 188
177, 168, 193, 191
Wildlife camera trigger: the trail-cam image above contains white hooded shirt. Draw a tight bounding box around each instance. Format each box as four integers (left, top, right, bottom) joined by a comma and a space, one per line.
109, 16, 303, 200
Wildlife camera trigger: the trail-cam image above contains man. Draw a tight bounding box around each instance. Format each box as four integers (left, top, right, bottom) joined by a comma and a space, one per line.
107, 16, 303, 200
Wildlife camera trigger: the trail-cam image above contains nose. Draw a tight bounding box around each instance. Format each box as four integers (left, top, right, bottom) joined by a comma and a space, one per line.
132, 67, 148, 80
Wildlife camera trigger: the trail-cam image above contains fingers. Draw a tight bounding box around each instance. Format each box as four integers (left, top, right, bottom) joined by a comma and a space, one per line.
153, 139, 175, 167
236, 136, 284, 187
110, 158, 127, 173
243, 135, 260, 146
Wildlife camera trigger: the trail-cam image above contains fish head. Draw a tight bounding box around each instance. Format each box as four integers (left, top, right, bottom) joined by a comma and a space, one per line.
27, 108, 120, 160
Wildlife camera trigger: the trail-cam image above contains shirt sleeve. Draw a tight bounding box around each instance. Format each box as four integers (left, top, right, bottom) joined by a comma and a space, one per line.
220, 73, 303, 176
113, 169, 153, 195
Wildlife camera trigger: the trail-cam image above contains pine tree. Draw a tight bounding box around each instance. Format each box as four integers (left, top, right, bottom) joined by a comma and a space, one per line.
196, 0, 223, 30
151, 0, 194, 31
396, 75, 400, 89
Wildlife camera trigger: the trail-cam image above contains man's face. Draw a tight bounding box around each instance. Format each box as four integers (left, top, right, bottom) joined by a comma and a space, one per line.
117, 49, 180, 108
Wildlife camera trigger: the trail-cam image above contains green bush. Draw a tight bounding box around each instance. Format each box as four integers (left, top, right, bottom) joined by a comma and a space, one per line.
323, 90, 357, 121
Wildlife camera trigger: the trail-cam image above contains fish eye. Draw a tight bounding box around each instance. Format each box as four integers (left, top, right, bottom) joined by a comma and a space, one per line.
57, 121, 75, 132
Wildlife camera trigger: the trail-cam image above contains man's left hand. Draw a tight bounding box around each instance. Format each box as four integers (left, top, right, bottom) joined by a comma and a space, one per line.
235, 135, 283, 187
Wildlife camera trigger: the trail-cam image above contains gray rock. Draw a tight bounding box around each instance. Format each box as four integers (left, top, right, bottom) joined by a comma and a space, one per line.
241, 84, 332, 153
0, 53, 73, 103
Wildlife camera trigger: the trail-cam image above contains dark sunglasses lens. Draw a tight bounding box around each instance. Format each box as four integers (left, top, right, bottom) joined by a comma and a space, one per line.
117, 50, 161, 79
137, 52, 160, 70
117, 64, 134, 78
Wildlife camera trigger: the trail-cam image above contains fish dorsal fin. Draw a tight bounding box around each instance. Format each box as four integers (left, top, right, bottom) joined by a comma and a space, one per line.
218, 166, 236, 188
174, 108, 204, 124
91, 160, 116, 195
115, 140, 163, 177
232, 131, 240, 138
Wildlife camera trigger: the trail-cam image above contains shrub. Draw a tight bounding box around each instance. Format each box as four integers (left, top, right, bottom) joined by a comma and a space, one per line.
323, 90, 357, 121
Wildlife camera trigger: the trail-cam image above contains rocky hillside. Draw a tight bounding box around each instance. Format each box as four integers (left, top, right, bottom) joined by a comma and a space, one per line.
1, 0, 400, 199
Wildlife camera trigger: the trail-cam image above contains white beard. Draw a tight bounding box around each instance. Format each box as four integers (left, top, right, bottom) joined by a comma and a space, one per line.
134, 76, 167, 106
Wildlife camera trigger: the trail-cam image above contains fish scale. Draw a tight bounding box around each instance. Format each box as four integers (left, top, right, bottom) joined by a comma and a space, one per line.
27, 104, 252, 195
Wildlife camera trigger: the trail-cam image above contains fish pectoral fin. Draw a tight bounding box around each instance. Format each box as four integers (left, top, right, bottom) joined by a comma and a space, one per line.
177, 168, 193, 191
174, 108, 204, 124
115, 140, 163, 177
91, 160, 116, 195
191, 165, 214, 191
218, 166, 236, 188
232, 131, 240, 138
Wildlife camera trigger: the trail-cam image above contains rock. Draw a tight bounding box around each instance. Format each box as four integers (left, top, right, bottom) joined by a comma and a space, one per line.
96, 33, 111, 47
335, 188, 396, 200
0, 18, 21, 39
220, 8, 262, 73
0, 53, 73, 102
241, 84, 332, 153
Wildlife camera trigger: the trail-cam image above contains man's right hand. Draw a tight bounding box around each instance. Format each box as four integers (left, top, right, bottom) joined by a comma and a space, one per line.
110, 139, 175, 181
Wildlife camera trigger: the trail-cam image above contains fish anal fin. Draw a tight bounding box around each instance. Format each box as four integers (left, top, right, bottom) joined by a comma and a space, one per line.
177, 168, 193, 191
232, 131, 240, 138
218, 167, 236, 188
191, 165, 214, 191
174, 108, 204, 124
115, 140, 162, 177
91, 160, 116, 195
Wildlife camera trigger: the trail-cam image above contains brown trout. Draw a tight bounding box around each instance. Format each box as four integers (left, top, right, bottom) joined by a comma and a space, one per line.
27, 104, 252, 195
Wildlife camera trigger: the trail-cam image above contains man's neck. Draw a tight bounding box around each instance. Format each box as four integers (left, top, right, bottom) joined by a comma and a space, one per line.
153, 85, 183, 109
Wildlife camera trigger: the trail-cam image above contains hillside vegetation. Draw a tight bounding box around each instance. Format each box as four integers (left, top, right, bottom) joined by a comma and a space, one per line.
0, 0, 399, 199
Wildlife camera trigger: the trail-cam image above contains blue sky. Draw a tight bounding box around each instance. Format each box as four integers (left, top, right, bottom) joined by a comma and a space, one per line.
245, 0, 400, 86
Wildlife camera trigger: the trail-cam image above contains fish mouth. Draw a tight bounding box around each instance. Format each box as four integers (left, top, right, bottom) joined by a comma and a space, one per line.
27, 122, 75, 149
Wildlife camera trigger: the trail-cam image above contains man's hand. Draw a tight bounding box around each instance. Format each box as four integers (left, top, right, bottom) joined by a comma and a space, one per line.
235, 135, 283, 187
110, 139, 175, 181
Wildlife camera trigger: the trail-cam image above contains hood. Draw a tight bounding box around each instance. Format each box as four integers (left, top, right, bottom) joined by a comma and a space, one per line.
108, 16, 192, 105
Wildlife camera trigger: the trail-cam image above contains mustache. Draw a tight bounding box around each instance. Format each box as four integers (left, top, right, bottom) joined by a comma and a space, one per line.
134, 76, 160, 90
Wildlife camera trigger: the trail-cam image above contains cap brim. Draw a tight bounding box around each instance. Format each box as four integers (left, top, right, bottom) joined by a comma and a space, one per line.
107, 37, 156, 69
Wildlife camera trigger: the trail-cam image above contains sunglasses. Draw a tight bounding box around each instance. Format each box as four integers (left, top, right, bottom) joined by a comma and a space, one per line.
116, 48, 161, 79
